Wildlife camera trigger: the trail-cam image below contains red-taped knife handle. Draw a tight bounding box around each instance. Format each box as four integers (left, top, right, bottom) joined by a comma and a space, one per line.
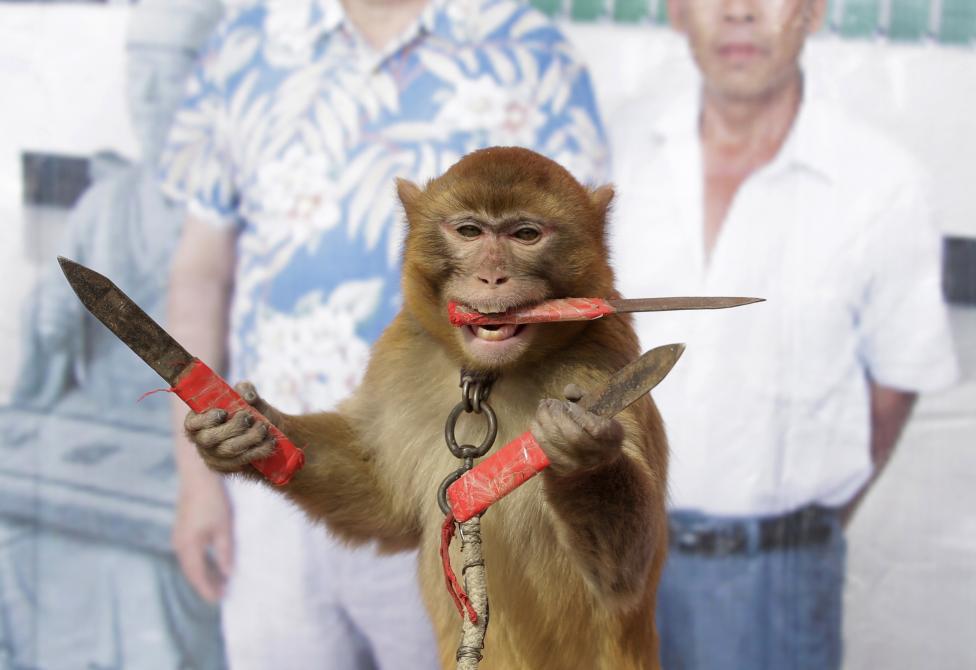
446, 430, 549, 522
173, 359, 305, 486
448, 298, 615, 327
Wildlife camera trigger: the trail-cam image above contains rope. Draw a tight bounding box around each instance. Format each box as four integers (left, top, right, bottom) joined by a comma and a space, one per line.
455, 516, 489, 670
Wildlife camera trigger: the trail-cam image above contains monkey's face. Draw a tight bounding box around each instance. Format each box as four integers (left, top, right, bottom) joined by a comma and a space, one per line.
398, 147, 616, 372
440, 212, 553, 367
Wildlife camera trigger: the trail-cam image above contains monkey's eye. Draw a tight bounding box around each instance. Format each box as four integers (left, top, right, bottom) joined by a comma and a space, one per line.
456, 224, 482, 238
512, 227, 541, 243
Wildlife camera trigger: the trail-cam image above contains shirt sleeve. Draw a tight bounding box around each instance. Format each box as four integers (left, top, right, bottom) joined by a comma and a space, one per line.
857, 174, 959, 392
157, 19, 241, 229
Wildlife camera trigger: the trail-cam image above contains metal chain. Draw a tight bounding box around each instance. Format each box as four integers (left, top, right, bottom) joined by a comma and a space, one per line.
437, 371, 497, 515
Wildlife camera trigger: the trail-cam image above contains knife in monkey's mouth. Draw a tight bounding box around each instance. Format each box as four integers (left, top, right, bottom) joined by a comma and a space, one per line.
448, 296, 763, 327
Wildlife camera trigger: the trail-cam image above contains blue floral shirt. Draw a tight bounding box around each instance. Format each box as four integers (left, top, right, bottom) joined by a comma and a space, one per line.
160, 0, 608, 413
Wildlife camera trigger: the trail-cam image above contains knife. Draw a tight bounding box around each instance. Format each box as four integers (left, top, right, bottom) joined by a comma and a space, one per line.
57, 256, 305, 485
445, 342, 684, 522
448, 297, 762, 327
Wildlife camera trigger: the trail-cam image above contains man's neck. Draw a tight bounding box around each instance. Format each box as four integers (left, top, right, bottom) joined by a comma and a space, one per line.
696, 73, 804, 262
699, 74, 803, 166
340, 0, 431, 51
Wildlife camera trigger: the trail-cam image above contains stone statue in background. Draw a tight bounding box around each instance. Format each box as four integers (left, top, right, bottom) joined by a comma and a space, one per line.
12, 2, 212, 418
0, 2, 226, 668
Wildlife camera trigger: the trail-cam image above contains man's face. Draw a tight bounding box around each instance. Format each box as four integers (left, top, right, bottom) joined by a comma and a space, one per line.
668, 0, 826, 101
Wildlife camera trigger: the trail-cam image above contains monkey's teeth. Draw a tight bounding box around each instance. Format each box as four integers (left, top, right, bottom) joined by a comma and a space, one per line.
474, 324, 519, 341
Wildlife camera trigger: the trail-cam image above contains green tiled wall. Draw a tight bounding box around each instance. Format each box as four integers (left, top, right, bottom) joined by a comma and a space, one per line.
889, 0, 930, 41
527, 0, 976, 46
652, 0, 667, 25
941, 0, 976, 44
838, 0, 881, 37
570, 0, 603, 22
530, 0, 563, 20
612, 0, 648, 24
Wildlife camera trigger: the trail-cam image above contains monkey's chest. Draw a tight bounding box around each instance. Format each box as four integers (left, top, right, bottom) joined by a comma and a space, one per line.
369, 381, 542, 504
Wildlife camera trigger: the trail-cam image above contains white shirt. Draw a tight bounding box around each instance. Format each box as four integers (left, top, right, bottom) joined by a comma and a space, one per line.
610, 88, 959, 517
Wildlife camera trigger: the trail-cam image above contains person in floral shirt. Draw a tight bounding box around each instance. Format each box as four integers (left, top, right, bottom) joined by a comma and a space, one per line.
160, 0, 608, 667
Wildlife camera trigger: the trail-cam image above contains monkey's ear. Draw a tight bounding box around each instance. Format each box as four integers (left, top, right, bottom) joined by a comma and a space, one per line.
396, 178, 423, 210
589, 185, 615, 217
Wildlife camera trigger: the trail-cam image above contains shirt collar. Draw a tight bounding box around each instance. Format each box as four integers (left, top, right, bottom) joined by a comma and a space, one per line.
309, 0, 457, 70
777, 90, 837, 183
651, 76, 837, 184
312, 0, 455, 42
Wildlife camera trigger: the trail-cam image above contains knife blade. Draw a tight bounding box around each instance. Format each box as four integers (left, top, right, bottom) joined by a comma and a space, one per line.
448, 296, 763, 327
445, 342, 685, 522
58, 256, 305, 485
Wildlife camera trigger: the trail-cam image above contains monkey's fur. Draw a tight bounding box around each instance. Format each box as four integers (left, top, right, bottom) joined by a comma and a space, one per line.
187, 147, 668, 669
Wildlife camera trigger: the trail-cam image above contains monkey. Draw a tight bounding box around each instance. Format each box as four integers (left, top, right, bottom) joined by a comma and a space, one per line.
185, 146, 668, 670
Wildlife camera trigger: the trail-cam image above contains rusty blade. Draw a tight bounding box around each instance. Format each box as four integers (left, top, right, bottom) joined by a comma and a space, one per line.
609, 296, 763, 313
578, 343, 685, 418
58, 256, 194, 385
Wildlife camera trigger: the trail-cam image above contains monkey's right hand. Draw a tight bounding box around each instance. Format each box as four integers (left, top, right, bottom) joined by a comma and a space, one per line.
184, 382, 284, 475
531, 384, 625, 478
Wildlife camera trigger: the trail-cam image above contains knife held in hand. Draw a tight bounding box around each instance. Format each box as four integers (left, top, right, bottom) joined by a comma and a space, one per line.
445, 342, 685, 522
58, 256, 305, 485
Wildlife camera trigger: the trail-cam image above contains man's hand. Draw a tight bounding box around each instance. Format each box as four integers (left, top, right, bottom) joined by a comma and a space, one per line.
532, 383, 625, 477
172, 472, 234, 603
841, 381, 917, 527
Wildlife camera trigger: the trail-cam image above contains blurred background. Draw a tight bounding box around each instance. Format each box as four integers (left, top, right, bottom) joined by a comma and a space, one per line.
0, 0, 972, 668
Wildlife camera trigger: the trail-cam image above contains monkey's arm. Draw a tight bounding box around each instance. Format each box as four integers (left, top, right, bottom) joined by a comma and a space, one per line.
532, 398, 661, 610
186, 385, 421, 551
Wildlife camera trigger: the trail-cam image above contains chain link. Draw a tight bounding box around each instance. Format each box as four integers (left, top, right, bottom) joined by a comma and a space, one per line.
437, 371, 497, 515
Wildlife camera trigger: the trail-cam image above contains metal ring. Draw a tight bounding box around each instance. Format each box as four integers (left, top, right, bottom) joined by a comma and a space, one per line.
444, 400, 497, 458
460, 374, 493, 414
456, 647, 483, 662
437, 467, 467, 516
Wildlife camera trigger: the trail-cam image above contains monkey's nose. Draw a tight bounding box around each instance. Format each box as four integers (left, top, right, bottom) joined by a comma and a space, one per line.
477, 272, 509, 286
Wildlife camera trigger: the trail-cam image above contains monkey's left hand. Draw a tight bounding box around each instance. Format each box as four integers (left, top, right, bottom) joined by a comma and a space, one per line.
184, 382, 287, 476
531, 384, 625, 478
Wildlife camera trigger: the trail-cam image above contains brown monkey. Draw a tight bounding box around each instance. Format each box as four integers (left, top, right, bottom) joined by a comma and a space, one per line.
185, 146, 668, 670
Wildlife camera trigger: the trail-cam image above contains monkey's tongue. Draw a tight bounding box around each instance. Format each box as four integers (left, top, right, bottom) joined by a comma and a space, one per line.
471, 324, 520, 342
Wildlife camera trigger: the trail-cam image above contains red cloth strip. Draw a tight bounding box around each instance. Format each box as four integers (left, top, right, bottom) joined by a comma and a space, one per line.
440, 513, 477, 623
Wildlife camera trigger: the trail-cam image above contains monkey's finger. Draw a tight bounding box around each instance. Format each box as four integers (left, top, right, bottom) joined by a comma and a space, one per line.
185, 408, 228, 433
203, 438, 276, 473
533, 399, 572, 443
233, 381, 284, 426
233, 381, 259, 405
192, 410, 254, 449
563, 401, 624, 445
563, 384, 585, 403
532, 399, 581, 463
212, 422, 269, 459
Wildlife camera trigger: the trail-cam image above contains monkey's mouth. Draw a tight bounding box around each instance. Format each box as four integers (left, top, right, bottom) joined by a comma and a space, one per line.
468, 323, 525, 342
